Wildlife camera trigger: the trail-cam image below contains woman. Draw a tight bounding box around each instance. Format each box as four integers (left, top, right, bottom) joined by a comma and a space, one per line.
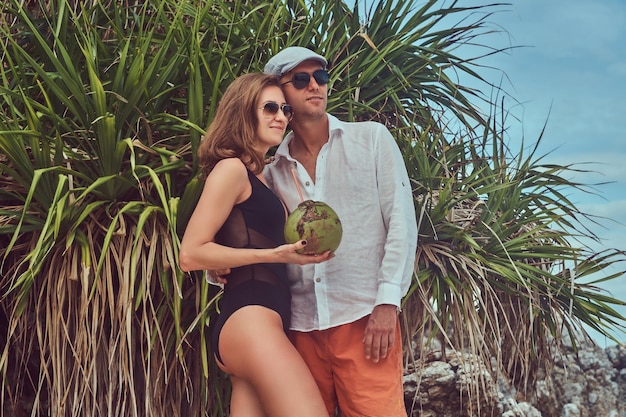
179, 73, 331, 417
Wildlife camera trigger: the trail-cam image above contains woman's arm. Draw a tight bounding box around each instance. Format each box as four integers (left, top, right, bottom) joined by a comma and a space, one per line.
179, 158, 331, 272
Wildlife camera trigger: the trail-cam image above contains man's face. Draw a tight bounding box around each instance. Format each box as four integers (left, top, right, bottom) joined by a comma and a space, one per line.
280, 60, 328, 119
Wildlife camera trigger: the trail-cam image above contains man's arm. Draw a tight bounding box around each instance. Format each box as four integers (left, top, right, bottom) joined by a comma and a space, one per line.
365, 124, 418, 362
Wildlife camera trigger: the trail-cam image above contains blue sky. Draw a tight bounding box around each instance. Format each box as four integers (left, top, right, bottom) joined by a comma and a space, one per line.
456, 0, 626, 345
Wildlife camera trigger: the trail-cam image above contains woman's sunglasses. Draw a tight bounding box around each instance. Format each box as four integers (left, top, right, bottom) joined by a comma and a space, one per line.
260, 102, 293, 121
281, 69, 329, 90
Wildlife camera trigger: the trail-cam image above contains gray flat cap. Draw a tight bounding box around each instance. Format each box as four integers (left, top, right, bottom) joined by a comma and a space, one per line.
264, 46, 327, 76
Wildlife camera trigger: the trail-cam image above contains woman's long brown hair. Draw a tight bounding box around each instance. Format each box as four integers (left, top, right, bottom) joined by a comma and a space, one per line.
197, 73, 283, 177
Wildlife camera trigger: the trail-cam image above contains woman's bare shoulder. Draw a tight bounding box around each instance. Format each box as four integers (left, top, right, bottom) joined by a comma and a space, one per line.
206, 158, 250, 203
211, 157, 248, 178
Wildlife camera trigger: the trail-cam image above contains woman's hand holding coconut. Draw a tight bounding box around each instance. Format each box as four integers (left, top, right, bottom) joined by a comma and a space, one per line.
273, 240, 335, 265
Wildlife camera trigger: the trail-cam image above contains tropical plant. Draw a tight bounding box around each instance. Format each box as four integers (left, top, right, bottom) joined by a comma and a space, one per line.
0, 1, 229, 415
0, 0, 624, 416
401, 117, 626, 393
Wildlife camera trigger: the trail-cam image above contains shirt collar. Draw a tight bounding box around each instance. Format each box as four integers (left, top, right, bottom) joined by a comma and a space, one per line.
273, 113, 344, 162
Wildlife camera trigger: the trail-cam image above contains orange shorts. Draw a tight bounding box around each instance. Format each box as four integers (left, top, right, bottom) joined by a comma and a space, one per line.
289, 315, 407, 417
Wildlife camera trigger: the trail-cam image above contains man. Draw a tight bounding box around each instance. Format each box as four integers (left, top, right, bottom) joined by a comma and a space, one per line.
263, 46, 417, 417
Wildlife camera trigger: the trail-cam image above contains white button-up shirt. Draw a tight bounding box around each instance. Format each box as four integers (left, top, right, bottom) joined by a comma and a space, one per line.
265, 114, 417, 331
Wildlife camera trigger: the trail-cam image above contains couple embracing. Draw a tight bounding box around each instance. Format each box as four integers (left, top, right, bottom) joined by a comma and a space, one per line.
179, 46, 417, 417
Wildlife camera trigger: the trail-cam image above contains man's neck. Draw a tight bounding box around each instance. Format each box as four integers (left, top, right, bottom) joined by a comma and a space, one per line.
290, 113, 329, 156
288, 113, 329, 182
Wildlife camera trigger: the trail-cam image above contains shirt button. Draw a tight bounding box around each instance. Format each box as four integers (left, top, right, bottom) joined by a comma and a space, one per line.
315, 277, 321, 283
305, 181, 310, 186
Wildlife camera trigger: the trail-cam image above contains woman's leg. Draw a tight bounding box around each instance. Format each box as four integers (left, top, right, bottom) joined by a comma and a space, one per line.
229, 375, 267, 417
219, 305, 329, 417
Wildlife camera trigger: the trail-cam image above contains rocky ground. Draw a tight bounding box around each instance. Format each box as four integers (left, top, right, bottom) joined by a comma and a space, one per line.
403, 336, 626, 417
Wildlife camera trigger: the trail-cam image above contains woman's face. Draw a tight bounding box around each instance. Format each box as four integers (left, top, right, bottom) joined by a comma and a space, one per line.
255, 85, 292, 152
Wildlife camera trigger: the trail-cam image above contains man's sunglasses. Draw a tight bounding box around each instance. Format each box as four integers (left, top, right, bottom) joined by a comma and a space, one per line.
260, 102, 294, 121
281, 69, 329, 89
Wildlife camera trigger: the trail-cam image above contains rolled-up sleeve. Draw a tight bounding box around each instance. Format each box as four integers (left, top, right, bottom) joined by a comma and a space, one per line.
373, 124, 417, 307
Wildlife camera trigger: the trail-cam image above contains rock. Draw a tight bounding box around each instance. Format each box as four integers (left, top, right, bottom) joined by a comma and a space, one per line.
403, 336, 626, 416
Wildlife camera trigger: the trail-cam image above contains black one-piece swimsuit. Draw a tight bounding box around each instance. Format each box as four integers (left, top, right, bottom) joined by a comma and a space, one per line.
212, 170, 291, 365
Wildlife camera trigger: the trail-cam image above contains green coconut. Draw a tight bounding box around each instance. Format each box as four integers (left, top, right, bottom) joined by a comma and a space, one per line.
284, 200, 343, 255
